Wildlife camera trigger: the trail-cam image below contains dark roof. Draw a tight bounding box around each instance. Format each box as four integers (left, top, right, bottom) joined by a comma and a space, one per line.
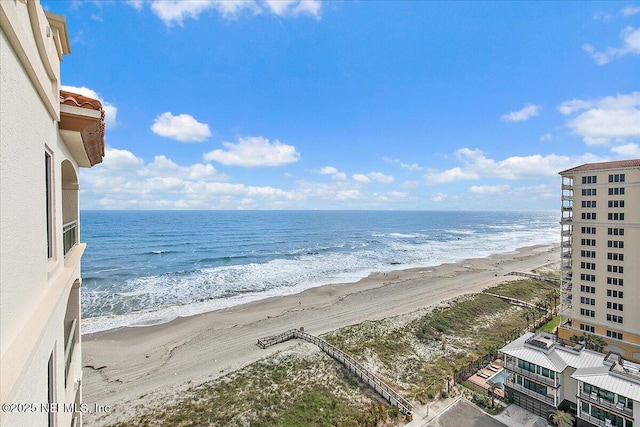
559, 159, 640, 175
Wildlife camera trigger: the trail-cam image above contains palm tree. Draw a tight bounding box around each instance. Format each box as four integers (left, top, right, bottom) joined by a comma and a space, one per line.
547, 289, 560, 313
548, 410, 574, 427
588, 335, 607, 353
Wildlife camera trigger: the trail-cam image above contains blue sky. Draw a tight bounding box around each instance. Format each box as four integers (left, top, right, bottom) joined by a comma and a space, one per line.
43, 0, 640, 210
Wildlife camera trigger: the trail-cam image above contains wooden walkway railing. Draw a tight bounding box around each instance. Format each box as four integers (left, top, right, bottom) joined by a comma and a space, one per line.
257, 329, 413, 416
505, 271, 560, 284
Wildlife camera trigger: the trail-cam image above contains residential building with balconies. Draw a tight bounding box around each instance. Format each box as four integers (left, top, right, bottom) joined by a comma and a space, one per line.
501, 332, 638, 427
558, 160, 640, 363
1, 1, 105, 426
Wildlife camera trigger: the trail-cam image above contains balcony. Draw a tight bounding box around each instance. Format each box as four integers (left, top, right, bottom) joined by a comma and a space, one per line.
578, 410, 628, 427
505, 364, 558, 388
578, 391, 634, 418
63, 221, 77, 256
506, 381, 556, 406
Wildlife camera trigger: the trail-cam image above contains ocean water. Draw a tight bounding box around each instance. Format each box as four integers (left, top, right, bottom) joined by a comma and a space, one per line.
80, 210, 559, 334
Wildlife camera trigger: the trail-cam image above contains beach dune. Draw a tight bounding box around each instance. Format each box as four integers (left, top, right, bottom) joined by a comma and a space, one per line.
82, 244, 558, 426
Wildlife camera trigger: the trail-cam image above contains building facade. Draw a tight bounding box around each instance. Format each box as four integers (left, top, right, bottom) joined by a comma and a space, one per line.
1, 1, 104, 426
558, 160, 640, 362
502, 332, 639, 427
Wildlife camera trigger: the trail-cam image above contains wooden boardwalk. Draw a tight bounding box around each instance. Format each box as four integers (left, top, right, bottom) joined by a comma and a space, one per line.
257, 328, 413, 416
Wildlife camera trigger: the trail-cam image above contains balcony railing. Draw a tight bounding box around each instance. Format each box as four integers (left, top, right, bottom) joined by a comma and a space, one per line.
506, 381, 556, 406
578, 391, 634, 417
64, 318, 77, 386
578, 410, 627, 427
63, 221, 77, 256
505, 364, 558, 388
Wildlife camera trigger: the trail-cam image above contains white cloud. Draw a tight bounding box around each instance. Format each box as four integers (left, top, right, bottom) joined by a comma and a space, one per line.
151, 112, 211, 142
61, 85, 118, 130
368, 172, 395, 183
500, 104, 542, 122
382, 157, 423, 171
558, 92, 640, 145
583, 26, 640, 65
81, 147, 308, 209
540, 133, 553, 142
352, 173, 370, 183
319, 166, 338, 174
203, 136, 300, 167
611, 143, 640, 157
620, 6, 640, 16
424, 167, 479, 184
431, 192, 448, 202
469, 185, 510, 195
264, 0, 321, 18
136, 0, 320, 26
425, 148, 604, 183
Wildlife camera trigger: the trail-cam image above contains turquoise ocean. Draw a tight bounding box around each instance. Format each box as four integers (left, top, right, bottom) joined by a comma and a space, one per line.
80, 210, 559, 334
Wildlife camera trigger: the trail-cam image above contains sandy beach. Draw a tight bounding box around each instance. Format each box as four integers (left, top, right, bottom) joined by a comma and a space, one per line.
82, 244, 558, 426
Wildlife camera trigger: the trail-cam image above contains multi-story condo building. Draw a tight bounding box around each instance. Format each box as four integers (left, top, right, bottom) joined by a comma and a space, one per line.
1, 1, 105, 426
558, 160, 640, 362
502, 331, 639, 427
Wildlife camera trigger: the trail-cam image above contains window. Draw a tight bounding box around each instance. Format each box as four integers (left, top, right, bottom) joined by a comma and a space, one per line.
607, 314, 623, 323
607, 290, 623, 298
608, 213, 625, 221
582, 188, 597, 196
580, 297, 596, 305
582, 212, 597, 220
48, 352, 55, 427
582, 239, 597, 246
607, 302, 623, 311
580, 324, 595, 333
580, 308, 596, 317
581, 285, 596, 293
581, 227, 596, 234
582, 200, 597, 208
608, 200, 625, 208
606, 330, 623, 340
607, 277, 624, 286
581, 250, 596, 258
583, 175, 597, 184
607, 265, 624, 274
607, 240, 624, 248
607, 228, 624, 236
580, 273, 596, 282
607, 253, 624, 261
581, 262, 596, 270
45, 152, 53, 259
608, 174, 625, 183
608, 187, 625, 195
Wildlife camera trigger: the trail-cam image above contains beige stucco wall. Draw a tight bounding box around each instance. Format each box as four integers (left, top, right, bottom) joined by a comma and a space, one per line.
563, 165, 640, 361
1, 1, 84, 426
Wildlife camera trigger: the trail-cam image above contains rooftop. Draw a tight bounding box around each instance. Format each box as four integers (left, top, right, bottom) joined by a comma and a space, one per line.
501, 332, 640, 399
559, 159, 640, 175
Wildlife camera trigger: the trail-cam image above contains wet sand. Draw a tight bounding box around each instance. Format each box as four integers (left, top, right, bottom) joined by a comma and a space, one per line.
82, 244, 558, 426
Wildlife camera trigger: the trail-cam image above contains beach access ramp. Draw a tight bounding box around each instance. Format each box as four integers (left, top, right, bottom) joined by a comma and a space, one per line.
257, 328, 413, 418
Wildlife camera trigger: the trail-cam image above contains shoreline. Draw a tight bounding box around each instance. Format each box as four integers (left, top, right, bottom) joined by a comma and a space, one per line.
82, 243, 559, 426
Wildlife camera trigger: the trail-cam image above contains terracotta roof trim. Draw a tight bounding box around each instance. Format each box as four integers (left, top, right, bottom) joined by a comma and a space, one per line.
60, 90, 103, 111
59, 90, 106, 166
559, 159, 640, 175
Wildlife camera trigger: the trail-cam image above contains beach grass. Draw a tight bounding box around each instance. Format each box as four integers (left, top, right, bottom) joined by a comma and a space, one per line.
104, 277, 557, 426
